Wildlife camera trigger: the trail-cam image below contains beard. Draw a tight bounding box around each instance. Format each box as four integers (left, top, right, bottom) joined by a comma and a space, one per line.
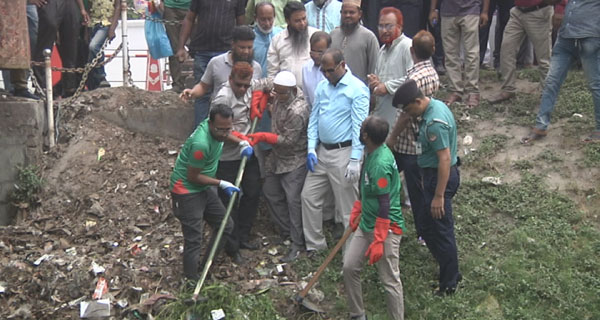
232, 49, 253, 64
381, 28, 401, 46
341, 20, 359, 34
257, 23, 273, 34
288, 25, 309, 55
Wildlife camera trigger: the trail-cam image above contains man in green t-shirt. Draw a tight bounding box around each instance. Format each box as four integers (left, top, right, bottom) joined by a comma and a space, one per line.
169, 104, 252, 280
393, 79, 461, 297
343, 116, 405, 320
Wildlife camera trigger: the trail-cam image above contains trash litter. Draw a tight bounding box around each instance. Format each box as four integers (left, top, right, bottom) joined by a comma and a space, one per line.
91, 261, 105, 275
130, 244, 142, 256
167, 150, 178, 155
92, 277, 108, 299
80, 299, 110, 318
117, 299, 129, 308
572, 113, 583, 118
0, 282, 6, 294
33, 254, 52, 266
65, 247, 77, 256
482, 176, 502, 186
211, 309, 226, 320
97, 148, 106, 161
275, 264, 285, 275
268, 248, 278, 256
463, 135, 473, 146
133, 236, 142, 242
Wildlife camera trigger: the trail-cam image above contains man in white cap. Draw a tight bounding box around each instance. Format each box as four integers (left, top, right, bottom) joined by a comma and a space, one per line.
330, 0, 379, 84
247, 71, 310, 262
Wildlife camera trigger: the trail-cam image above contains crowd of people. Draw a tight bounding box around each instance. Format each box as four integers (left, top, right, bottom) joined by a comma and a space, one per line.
4, 0, 598, 319
168, 0, 599, 319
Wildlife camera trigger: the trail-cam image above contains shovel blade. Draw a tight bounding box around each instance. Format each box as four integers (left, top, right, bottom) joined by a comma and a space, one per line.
293, 294, 325, 313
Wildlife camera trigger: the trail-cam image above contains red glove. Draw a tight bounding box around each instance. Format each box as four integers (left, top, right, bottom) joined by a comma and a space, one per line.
250, 91, 269, 120
365, 217, 390, 265
349, 200, 362, 231
247, 132, 279, 146
231, 131, 250, 142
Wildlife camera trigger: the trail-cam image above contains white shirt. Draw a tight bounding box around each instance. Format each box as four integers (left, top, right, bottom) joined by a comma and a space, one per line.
267, 26, 318, 89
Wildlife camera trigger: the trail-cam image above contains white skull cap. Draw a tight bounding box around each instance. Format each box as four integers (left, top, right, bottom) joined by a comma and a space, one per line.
273, 71, 296, 87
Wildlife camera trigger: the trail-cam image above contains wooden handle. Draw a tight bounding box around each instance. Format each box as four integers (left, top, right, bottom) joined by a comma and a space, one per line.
299, 227, 354, 298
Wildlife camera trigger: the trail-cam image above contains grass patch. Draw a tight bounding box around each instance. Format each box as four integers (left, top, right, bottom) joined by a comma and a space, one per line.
554, 71, 594, 119
462, 134, 509, 173
10, 165, 44, 207
583, 143, 600, 167
517, 67, 543, 83
535, 150, 563, 163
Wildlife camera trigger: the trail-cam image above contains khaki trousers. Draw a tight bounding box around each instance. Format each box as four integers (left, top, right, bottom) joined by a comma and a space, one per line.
301, 145, 359, 251
442, 14, 481, 94
164, 6, 187, 91
500, 6, 553, 92
343, 227, 404, 320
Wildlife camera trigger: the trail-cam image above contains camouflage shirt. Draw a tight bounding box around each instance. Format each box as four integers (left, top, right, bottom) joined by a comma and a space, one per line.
265, 91, 309, 174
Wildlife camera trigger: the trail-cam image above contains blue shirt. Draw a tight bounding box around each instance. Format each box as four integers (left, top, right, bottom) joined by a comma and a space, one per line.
253, 25, 283, 77
302, 59, 326, 109
307, 68, 369, 160
305, 0, 342, 33
559, 0, 600, 39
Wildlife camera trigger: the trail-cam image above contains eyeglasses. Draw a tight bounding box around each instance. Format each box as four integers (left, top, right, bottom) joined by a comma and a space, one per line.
320, 62, 341, 75
377, 24, 396, 31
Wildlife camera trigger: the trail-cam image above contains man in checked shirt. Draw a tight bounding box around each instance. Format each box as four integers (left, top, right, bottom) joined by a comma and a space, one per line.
385, 30, 439, 246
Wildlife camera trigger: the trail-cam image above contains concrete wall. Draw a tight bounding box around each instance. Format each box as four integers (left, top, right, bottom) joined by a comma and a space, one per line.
0, 99, 45, 225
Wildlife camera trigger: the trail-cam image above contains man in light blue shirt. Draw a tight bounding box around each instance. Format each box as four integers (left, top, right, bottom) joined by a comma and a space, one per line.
305, 0, 342, 33
302, 31, 331, 110
253, 2, 283, 77
301, 48, 369, 253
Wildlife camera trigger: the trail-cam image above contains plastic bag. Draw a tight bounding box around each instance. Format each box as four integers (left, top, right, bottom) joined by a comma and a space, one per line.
144, 10, 173, 59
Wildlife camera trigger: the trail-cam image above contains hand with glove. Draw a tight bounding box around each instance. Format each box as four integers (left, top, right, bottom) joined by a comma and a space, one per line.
247, 132, 279, 146
345, 158, 361, 183
219, 180, 240, 198
239, 140, 254, 159
250, 91, 269, 120
364, 217, 390, 265
349, 200, 362, 231
231, 131, 250, 142
306, 149, 317, 172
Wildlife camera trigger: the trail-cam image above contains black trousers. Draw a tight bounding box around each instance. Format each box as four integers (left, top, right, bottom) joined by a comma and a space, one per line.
479, 0, 514, 67
171, 189, 236, 280
393, 152, 426, 238
421, 166, 461, 290
33, 0, 79, 93
216, 156, 261, 249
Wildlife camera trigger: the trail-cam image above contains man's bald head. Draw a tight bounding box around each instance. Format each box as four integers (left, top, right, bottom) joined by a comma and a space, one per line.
412, 30, 435, 61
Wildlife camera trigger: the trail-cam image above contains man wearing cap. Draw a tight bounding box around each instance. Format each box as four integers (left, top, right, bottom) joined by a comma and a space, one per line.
393, 79, 461, 296
368, 6, 413, 128
247, 71, 310, 263
268, 1, 318, 88
169, 104, 244, 279
302, 48, 369, 254
386, 30, 440, 246
210, 61, 272, 260
343, 116, 405, 320
330, 0, 379, 84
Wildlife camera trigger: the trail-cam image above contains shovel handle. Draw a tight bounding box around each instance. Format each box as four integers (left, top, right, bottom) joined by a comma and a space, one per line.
299, 227, 354, 299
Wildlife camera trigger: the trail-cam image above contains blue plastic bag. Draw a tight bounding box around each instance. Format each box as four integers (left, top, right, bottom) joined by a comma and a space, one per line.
144, 11, 173, 59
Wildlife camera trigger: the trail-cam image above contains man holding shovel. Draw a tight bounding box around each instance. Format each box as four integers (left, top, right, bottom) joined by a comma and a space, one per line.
343, 116, 405, 320
169, 104, 252, 281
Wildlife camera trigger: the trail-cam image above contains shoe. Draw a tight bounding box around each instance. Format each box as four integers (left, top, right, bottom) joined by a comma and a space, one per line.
230, 252, 244, 265
520, 127, 547, 145
13, 88, 40, 100
417, 236, 426, 246
332, 223, 344, 240
487, 91, 515, 104
433, 286, 456, 297
582, 131, 600, 143
239, 241, 259, 250
350, 315, 367, 320
98, 79, 111, 88
280, 248, 300, 263
306, 250, 318, 259
466, 93, 480, 108
444, 92, 462, 105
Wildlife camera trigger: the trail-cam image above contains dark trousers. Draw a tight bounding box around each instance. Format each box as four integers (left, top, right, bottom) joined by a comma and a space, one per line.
392, 152, 426, 238
216, 157, 261, 249
171, 189, 236, 280
479, 0, 514, 67
425, 0, 445, 68
33, 0, 79, 93
394, 1, 424, 38
421, 166, 461, 290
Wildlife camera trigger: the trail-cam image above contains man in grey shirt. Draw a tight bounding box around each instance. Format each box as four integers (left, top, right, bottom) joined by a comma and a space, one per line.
181, 26, 262, 112
330, 0, 379, 84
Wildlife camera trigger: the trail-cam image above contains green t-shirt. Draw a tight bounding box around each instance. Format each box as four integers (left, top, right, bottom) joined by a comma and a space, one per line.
164, 0, 191, 10
169, 120, 223, 194
417, 98, 458, 168
359, 145, 405, 232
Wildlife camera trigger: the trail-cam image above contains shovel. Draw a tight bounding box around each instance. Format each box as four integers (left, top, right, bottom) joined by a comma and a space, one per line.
293, 226, 354, 313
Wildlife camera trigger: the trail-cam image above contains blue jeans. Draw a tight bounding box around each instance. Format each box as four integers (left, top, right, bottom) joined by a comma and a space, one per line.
193, 50, 226, 126
536, 36, 600, 131
87, 24, 109, 90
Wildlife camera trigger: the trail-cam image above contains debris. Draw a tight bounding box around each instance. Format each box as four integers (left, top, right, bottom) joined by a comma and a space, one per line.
7, 304, 32, 319
275, 264, 285, 275
482, 176, 502, 186
463, 135, 473, 146
92, 277, 108, 299
65, 247, 77, 256
211, 309, 226, 320
572, 113, 583, 118
33, 254, 52, 266
0, 282, 6, 294
91, 261, 105, 275
117, 299, 129, 308
153, 205, 160, 214
97, 147, 106, 161
133, 236, 143, 242
80, 299, 111, 318
268, 248, 278, 256
167, 150, 178, 155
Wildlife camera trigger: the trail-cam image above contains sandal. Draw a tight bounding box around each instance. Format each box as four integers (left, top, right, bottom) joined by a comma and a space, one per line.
520, 128, 547, 145
582, 131, 600, 143
444, 92, 462, 105
466, 93, 480, 109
